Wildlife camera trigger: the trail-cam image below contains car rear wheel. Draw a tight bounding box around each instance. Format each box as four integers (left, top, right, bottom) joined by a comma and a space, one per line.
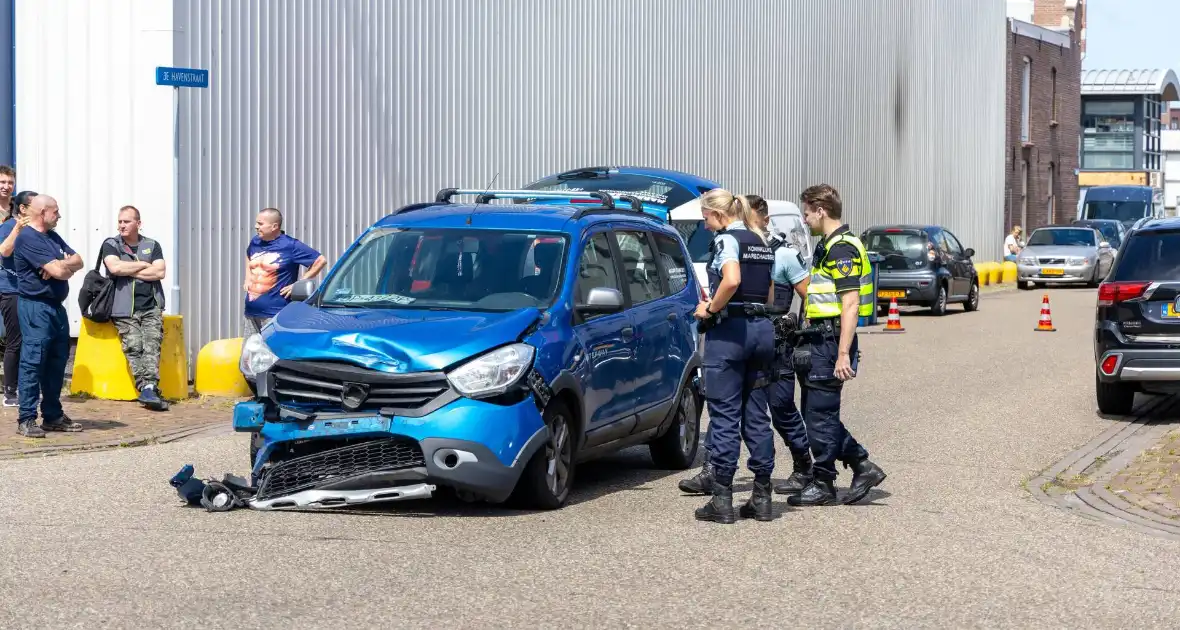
649, 386, 701, 469
930, 285, 948, 316
964, 281, 980, 311
513, 400, 576, 510
1095, 371, 1136, 416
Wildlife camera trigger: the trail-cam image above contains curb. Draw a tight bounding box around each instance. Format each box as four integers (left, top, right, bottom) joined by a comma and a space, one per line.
1026, 394, 1180, 541
0, 421, 230, 461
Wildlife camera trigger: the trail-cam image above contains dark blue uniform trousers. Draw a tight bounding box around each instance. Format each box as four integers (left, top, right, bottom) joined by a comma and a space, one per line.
702, 315, 777, 487
17, 299, 70, 424
800, 331, 870, 480
769, 346, 809, 457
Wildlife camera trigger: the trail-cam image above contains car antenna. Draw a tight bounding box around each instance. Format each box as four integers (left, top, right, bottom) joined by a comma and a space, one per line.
468, 171, 499, 225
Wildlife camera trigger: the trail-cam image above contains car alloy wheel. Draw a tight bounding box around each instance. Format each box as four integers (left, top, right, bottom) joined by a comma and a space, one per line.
677, 391, 697, 457
965, 282, 979, 311
545, 413, 572, 497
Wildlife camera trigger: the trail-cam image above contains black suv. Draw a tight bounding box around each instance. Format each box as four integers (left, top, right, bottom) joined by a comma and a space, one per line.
861, 225, 980, 316
1094, 217, 1180, 415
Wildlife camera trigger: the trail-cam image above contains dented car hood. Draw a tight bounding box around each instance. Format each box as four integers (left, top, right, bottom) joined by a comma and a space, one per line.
264, 301, 541, 373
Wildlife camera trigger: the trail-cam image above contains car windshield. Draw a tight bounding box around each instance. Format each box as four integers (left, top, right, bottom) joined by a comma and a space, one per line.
1083, 200, 1148, 224
1027, 228, 1096, 247
863, 230, 928, 269
1110, 230, 1180, 281
1074, 222, 1120, 246
320, 228, 569, 311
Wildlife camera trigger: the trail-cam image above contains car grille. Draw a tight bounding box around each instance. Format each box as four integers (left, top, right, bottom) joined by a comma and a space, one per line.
269, 360, 451, 415
255, 437, 425, 501
1037, 257, 1066, 265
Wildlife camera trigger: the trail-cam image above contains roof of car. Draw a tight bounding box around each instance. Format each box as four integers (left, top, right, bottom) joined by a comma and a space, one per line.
863, 224, 941, 232
372, 201, 671, 233
1131, 216, 1180, 233
531, 165, 722, 191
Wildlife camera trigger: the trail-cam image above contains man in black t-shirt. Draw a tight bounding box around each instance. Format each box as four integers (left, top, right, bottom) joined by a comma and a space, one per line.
100, 206, 169, 411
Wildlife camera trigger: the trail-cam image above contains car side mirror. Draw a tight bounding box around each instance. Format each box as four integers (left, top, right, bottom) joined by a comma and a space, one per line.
576, 287, 625, 315
963, 247, 975, 258
289, 278, 318, 302
1099, 241, 1111, 249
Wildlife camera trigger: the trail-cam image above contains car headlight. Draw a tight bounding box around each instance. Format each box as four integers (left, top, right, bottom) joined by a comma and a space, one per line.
446, 344, 535, 397
240, 334, 279, 380
1018, 257, 1035, 265
1067, 256, 1088, 265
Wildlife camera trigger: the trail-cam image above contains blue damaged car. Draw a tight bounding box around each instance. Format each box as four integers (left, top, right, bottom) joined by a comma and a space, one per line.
233, 189, 704, 510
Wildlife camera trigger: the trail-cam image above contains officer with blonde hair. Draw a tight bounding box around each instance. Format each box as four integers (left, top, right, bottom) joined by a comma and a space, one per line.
687, 188, 777, 524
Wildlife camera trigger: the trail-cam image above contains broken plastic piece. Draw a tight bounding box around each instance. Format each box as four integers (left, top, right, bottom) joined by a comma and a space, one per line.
200, 481, 243, 512
169, 464, 206, 506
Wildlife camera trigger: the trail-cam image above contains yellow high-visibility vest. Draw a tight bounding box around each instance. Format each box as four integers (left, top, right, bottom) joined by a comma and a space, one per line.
804, 231, 874, 320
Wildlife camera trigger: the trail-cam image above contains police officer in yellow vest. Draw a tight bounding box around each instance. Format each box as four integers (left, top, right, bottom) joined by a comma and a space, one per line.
787, 184, 887, 507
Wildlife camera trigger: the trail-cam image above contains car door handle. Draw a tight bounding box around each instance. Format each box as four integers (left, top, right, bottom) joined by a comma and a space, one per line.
620, 326, 634, 340
666, 312, 678, 322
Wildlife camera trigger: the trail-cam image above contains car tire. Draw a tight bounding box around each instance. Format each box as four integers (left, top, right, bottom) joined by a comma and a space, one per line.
964, 281, 980, 312
930, 285, 948, 316
249, 433, 263, 470
649, 386, 701, 469
1095, 371, 1136, 416
1018, 280, 1032, 291
512, 400, 576, 510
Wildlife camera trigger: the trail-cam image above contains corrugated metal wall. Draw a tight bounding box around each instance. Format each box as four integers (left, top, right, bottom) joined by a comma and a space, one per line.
166, 0, 1003, 362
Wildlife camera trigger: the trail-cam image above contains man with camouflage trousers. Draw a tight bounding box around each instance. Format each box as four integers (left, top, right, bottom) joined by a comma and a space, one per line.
101, 205, 169, 411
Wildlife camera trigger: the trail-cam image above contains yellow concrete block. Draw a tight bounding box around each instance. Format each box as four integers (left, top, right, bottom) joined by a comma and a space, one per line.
195, 337, 252, 397
70, 314, 189, 401
988, 262, 1002, 285
1001, 260, 1018, 284
976, 262, 992, 286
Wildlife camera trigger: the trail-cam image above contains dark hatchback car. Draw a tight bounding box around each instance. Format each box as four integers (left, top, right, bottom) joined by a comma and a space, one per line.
861, 225, 980, 316
1094, 217, 1180, 415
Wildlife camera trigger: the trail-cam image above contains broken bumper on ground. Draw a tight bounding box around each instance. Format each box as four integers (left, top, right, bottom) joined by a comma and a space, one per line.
226, 394, 549, 509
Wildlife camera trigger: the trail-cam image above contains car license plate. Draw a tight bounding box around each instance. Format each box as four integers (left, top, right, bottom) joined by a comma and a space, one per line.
1164, 303, 1180, 318
1041, 268, 1064, 276
878, 290, 905, 299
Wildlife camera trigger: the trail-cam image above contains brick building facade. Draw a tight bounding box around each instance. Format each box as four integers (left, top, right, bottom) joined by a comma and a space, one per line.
1004, 19, 1082, 237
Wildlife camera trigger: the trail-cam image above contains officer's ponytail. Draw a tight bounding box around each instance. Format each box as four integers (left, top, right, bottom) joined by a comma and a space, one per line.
702, 189, 766, 243
734, 195, 766, 243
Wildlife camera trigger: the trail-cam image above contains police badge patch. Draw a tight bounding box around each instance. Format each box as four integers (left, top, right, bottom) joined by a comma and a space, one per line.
834, 258, 854, 277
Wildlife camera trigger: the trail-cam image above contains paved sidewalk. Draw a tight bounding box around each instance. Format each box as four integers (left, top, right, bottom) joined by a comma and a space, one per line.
0, 394, 241, 459
1108, 428, 1180, 519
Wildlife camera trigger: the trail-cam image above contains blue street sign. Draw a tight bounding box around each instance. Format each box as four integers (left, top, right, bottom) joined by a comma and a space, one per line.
155, 66, 209, 89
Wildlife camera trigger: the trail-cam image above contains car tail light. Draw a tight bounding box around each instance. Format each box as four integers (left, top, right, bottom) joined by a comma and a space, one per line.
1100, 354, 1120, 376
1097, 281, 1149, 306
886, 228, 902, 233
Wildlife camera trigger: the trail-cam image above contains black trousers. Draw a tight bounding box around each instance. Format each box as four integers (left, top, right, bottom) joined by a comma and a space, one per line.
0, 292, 20, 397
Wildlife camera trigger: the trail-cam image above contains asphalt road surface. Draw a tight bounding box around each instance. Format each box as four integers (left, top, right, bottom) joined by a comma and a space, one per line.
3, 288, 1179, 628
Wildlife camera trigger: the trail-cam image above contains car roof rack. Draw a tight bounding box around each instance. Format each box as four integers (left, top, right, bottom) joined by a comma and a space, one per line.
432, 188, 663, 222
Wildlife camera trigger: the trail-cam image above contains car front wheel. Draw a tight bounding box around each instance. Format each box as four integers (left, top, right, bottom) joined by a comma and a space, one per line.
512, 400, 576, 510
649, 386, 701, 469
1095, 371, 1136, 416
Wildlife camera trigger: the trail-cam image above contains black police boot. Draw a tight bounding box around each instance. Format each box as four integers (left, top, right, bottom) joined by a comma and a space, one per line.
738, 479, 774, 522
774, 452, 814, 495
786, 478, 838, 506
694, 482, 735, 524
678, 461, 714, 495
843, 459, 887, 504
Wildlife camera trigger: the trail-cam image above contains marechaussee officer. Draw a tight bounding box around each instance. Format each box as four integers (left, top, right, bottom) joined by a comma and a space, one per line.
789, 184, 886, 507
746, 195, 816, 496
690, 188, 777, 524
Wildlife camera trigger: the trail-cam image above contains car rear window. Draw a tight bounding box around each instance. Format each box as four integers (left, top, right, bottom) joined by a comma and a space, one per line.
864, 231, 929, 270
1111, 230, 1180, 281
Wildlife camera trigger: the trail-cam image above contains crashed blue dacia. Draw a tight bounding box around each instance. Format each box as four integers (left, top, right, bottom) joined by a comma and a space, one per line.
230, 188, 704, 511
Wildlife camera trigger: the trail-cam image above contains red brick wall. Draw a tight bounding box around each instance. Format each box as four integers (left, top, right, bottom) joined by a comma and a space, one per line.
1004, 25, 1082, 236
1032, 1, 1086, 60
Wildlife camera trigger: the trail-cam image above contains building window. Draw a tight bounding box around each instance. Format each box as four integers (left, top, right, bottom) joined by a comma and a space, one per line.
1021, 160, 1029, 228
1051, 67, 1058, 121
1171, 118, 1179, 130
1048, 163, 1056, 224
1082, 100, 1134, 169
1021, 58, 1032, 143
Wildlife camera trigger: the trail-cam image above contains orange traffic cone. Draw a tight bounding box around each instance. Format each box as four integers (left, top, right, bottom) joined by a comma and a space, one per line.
1034, 293, 1057, 332
882, 298, 905, 333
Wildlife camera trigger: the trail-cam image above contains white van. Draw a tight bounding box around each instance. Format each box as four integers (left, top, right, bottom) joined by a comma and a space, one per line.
668, 198, 812, 296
